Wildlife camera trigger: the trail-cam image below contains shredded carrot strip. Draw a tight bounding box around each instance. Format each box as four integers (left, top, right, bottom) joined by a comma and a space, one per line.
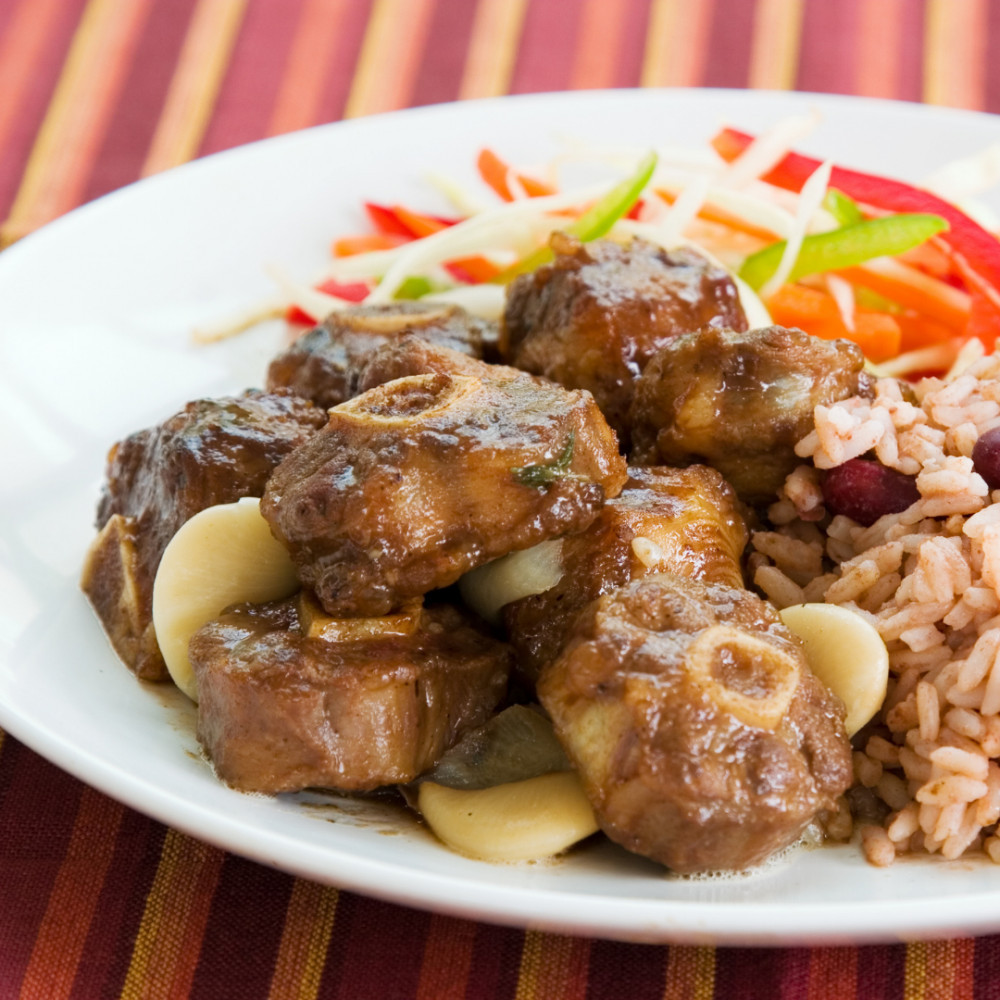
332, 233, 410, 257
654, 188, 783, 241
967, 286, 1000, 350
391, 205, 451, 238
477, 148, 555, 201
838, 262, 970, 331
445, 255, 503, 283
767, 283, 902, 362
897, 239, 957, 280
895, 311, 960, 352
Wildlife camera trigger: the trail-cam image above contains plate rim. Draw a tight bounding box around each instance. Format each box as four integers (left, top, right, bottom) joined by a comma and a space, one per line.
4, 86, 1000, 946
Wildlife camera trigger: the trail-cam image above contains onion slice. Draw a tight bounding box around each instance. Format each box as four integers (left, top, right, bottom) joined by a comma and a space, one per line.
417, 704, 571, 790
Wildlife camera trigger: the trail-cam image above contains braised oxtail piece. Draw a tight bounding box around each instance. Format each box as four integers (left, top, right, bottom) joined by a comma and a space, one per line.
630, 324, 873, 504
537, 574, 852, 873
501, 234, 747, 442
262, 371, 627, 618
266, 302, 498, 409
355, 332, 530, 393
191, 596, 512, 793
80, 391, 326, 680
504, 465, 749, 682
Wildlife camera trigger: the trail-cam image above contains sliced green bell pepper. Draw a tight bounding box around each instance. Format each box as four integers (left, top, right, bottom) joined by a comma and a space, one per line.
739, 213, 949, 292
823, 188, 864, 227
495, 150, 658, 282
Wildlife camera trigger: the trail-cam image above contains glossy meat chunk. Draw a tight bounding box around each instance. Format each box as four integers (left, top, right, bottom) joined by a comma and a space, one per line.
501, 234, 748, 439
356, 332, 526, 393
81, 391, 325, 680
504, 466, 748, 681
538, 574, 851, 873
267, 302, 497, 409
262, 372, 627, 617
191, 597, 512, 793
630, 324, 873, 504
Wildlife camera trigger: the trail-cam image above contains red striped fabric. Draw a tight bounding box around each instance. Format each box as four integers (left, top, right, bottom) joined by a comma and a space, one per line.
5, 1, 1000, 996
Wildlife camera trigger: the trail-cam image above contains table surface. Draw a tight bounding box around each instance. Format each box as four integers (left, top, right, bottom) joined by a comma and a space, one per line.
4, 1, 1000, 997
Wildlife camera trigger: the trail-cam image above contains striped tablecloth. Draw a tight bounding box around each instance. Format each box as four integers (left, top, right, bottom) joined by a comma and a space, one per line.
4, 1, 1000, 997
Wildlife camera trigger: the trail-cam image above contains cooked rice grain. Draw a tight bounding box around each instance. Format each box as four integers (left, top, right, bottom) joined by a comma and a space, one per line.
754, 352, 1000, 864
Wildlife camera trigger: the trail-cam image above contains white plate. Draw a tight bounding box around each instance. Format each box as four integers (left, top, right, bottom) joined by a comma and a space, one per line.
2, 89, 1000, 946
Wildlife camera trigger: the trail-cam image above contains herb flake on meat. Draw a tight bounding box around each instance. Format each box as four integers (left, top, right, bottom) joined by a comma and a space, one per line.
512, 433, 575, 488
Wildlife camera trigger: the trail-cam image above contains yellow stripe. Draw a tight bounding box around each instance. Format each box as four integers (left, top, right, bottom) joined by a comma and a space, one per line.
663, 945, 717, 1000
641, 0, 713, 88
904, 940, 928, 1000
0, 0, 150, 246
748, 0, 804, 90
514, 932, 589, 1000
924, 0, 955, 106
458, 0, 529, 99
342, 0, 435, 119
921, 940, 957, 1000
119, 830, 221, 1000
342, 0, 397, 118
923, 0, 986, 109
642, 0, 676, 87
267, 880, 339, 1000
514, 931, 546, 999
142, 0, 247, 175
693, 946, 716, 1000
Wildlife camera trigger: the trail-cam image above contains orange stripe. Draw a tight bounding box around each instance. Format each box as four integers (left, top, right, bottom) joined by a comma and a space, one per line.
458, 0, 529, 99
923, 0, 988, 110
0, 0, 68, 176
414, 915, 477, 1000
119, 830, 225, 1000
641, 0, 715, 88
514, 932, 590, 1000
0, 0, 151, 244
954, 938, 976, 1000
17, 789, 124, 1000
267, 0, 351, 136
748, 0, 805, 90
806, 946, 857, 1000
342, 0, 437, 119
663, 945, 717, 1000
141, 0, 248, 175
267, 880, 339, 1000
569, 0, 625, 89
854, 0, 904, 99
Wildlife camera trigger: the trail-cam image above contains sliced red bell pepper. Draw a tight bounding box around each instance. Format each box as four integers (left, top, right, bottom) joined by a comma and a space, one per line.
712, 127, 1000, 299
364, 202, 460, 239
365, 202, 416, 237
316, 278, 370, 301
285, 306, 315, 326
284, 278, 371, 325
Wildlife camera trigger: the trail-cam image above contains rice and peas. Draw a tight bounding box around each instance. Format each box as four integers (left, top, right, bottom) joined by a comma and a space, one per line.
752, 338, 1000, 866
